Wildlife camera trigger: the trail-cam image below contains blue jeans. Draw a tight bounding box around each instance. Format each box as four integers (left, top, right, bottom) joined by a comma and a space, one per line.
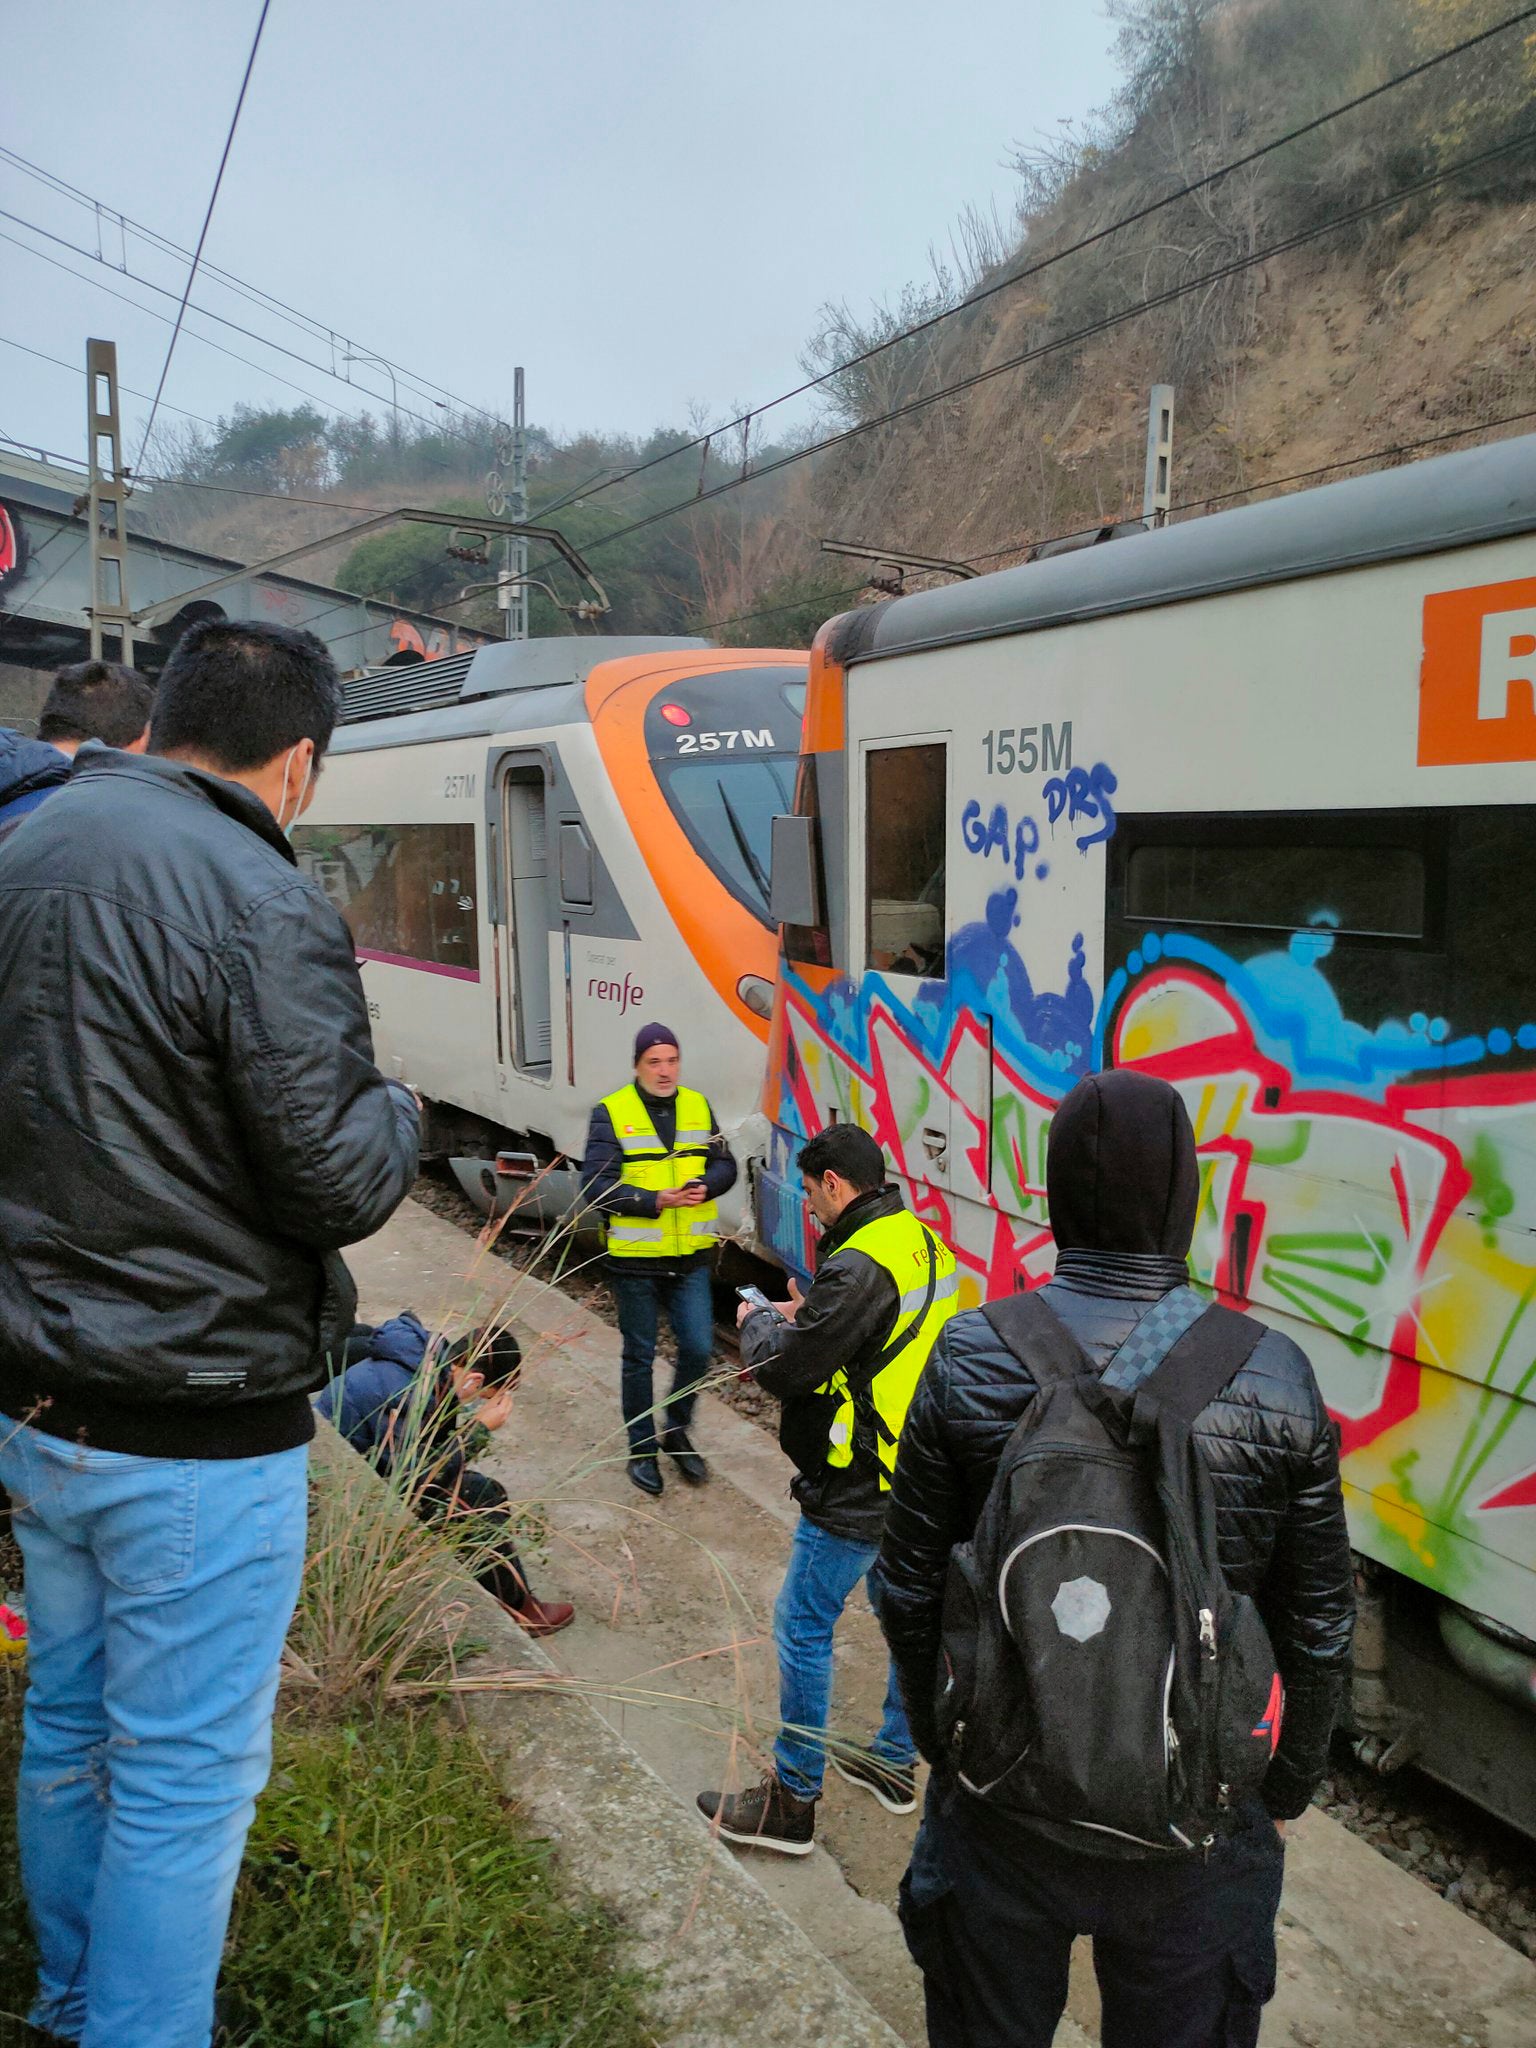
0, 1422, 308, 2048
609, 1258, 715, 1454
773, 1513, 915, 1799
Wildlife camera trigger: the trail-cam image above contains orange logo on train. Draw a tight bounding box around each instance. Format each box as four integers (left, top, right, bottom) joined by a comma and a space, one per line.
1419, 574, 1536, 764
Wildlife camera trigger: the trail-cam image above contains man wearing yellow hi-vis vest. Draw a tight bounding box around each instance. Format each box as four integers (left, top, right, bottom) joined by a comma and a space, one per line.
579, 1023, 738, 1498
697, 1124, 956, 1857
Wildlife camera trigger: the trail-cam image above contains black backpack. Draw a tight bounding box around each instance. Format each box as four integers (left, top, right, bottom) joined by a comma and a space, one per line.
934, 1286, 1284, 1856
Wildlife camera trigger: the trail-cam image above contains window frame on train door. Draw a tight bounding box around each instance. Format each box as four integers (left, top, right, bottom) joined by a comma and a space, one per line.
852, 728, 956, 1187
484, 746, 555, 1084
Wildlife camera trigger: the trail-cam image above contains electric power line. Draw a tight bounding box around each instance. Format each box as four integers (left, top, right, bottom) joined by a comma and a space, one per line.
0, 143, 492, 421
573, 121, 1536, 566
0, 333, 222, 430
514, 5, 1536, 525
135, 0, 272, 467
0, 208, 477, 447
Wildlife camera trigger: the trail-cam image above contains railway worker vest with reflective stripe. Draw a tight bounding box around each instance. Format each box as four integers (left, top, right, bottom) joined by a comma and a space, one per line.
602, 1083, 720, 1260
824, 1211, 958, 1489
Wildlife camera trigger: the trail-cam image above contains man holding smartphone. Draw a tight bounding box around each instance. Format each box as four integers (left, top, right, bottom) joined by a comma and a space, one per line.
697, 1124, 956, 1856
580, 1024, 738, 1496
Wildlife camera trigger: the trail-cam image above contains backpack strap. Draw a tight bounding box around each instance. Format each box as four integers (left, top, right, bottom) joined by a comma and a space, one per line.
1136, 1298, 1267, 1425
980, 1287, 1092, 1390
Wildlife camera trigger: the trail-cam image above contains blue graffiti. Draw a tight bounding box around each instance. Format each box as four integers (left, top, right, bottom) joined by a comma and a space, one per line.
1043, 762, 1118, 851
1093, 925, 1536, 1093
961, 799, 1045, 882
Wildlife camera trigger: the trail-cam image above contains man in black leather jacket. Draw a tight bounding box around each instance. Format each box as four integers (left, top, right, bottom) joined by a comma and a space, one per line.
875, 1069, 1354, 2048
0, 620, 419, 2048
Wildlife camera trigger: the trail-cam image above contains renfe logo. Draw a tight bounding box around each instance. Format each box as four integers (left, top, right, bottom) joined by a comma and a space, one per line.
1419, 575, 1536, 765
589, 972, 644, 1013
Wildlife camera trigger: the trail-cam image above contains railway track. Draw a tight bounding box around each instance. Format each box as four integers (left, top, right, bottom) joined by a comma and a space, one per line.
410, 1166, 1536, 1962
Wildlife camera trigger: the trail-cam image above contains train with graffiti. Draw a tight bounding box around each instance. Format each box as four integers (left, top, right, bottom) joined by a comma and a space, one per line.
294, 636, 805, 1234
758, 432, 1536, 1832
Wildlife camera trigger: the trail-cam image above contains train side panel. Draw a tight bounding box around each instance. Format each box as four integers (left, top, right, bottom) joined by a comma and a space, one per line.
763, 529, 1536, 1659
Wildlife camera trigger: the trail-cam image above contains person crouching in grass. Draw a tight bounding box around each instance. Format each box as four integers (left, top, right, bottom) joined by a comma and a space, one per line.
318, 1316, 574, 1637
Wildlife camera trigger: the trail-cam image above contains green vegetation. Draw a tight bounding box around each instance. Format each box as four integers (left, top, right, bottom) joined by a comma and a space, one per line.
0, 1478, 652, 2047
222, 1712, 649, 2048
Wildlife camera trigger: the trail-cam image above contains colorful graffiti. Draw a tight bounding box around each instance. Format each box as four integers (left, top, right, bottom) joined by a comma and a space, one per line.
765, 901, 1536, 1617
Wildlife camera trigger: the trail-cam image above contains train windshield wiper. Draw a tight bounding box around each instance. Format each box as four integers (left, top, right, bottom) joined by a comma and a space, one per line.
716, 779, 771, 908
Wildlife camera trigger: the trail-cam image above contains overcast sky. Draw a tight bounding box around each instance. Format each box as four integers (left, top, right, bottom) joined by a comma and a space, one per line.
3, 0, 1122, 467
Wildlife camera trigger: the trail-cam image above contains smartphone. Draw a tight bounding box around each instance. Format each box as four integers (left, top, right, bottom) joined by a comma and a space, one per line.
736, 1284, 777, 1315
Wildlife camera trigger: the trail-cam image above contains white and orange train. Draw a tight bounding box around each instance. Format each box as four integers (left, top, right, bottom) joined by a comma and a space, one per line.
295, 636, 805, 1235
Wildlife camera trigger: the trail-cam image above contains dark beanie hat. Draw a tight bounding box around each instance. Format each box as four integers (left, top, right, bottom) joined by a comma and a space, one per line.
634, 1021, 679, 1061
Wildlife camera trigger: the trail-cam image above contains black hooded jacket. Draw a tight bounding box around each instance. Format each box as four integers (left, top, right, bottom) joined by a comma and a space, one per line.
874, 1069, 1355, 1821
0, 749, 421, 1459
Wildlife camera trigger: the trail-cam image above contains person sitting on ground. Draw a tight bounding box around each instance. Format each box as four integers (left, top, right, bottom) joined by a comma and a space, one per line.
317, 1313, 574, 1638
0, 657, 154, 839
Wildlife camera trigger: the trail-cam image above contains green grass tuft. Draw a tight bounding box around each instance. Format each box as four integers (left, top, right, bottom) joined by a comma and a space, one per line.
222, 1707, 651, 2047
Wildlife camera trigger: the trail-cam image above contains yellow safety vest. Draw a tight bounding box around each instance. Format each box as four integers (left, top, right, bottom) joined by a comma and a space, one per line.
601, 1083, 721, 1259
823, 1209, 958, 1488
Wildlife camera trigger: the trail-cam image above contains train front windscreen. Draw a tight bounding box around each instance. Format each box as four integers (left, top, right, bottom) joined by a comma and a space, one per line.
644, 668, 806, 924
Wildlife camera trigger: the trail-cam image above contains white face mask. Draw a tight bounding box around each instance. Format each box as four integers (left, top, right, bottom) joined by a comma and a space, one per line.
278, 743, 313, 840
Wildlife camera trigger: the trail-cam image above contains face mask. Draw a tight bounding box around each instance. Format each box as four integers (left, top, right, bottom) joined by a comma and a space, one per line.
278, 743, 313, 840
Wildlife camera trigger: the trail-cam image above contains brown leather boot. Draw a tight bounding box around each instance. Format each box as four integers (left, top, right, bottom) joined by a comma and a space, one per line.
696, 1772, 816, 1855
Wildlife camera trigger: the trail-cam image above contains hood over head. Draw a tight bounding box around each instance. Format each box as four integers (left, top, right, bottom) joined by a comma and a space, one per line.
1046, 1069, 1199, 1259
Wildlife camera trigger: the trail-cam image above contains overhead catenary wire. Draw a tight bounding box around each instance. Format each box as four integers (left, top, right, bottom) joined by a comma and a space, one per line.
134, 0, 272, 469
5, 4, 1530, 520
571, 121, 1536, 566
504, 4, 1536, 524
0, 143, 491, 422
0, 333, 222, 431
0, 209, 480, 449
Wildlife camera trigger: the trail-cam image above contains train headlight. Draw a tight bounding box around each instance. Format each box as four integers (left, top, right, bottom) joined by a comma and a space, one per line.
660, 703, 692, 727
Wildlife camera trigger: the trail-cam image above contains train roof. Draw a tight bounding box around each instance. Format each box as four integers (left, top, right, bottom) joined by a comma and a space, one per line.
828, 430, 1536, 667
338, 635, 710, 727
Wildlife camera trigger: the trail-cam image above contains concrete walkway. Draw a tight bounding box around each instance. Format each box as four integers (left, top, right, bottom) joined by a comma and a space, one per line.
348, 1199, 1536, 2048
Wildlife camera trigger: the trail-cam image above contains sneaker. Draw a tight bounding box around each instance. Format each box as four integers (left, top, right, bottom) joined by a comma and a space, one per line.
660, 1427, 708, 1484
506, 1595, 575, 1638
697, 1772, 816, 1856
626, 1454, 664, 1497
831, 1749, 917, 1815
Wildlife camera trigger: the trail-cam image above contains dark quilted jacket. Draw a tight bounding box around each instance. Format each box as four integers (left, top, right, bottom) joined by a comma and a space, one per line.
873, 1072, 1355, 1822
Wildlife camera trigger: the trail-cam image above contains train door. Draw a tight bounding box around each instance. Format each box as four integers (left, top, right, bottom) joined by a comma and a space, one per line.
855, 731, 988, 1211
495, 756, 553, 1077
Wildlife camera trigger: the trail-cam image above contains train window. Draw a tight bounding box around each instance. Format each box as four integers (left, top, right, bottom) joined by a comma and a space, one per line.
657, 754, 797, 925
1110, 807, 1531, 1082
865, 743, 946, 978
559, 820, 595, 908
1127, 839, 1426, 940
292, 823, 480, 977
783, 753, 832, 968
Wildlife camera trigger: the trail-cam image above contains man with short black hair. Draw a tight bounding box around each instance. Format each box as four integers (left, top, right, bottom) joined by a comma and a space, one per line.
0, 618, 419, 2048
0, 658, 153, 838
697, 1124, 956, 1855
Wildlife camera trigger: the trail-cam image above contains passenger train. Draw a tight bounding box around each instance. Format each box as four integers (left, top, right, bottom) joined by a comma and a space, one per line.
757, 431, 1536, 1833
295, 637, 805, 1238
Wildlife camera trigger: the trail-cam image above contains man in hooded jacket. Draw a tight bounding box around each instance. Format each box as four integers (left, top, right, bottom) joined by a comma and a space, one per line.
874, 1069, 1354, 2048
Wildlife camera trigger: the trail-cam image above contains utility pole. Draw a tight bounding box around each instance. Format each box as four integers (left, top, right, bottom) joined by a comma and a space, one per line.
85, 338, 135, 664
502, 368, 529, 640
1142, 384, 1175, 528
